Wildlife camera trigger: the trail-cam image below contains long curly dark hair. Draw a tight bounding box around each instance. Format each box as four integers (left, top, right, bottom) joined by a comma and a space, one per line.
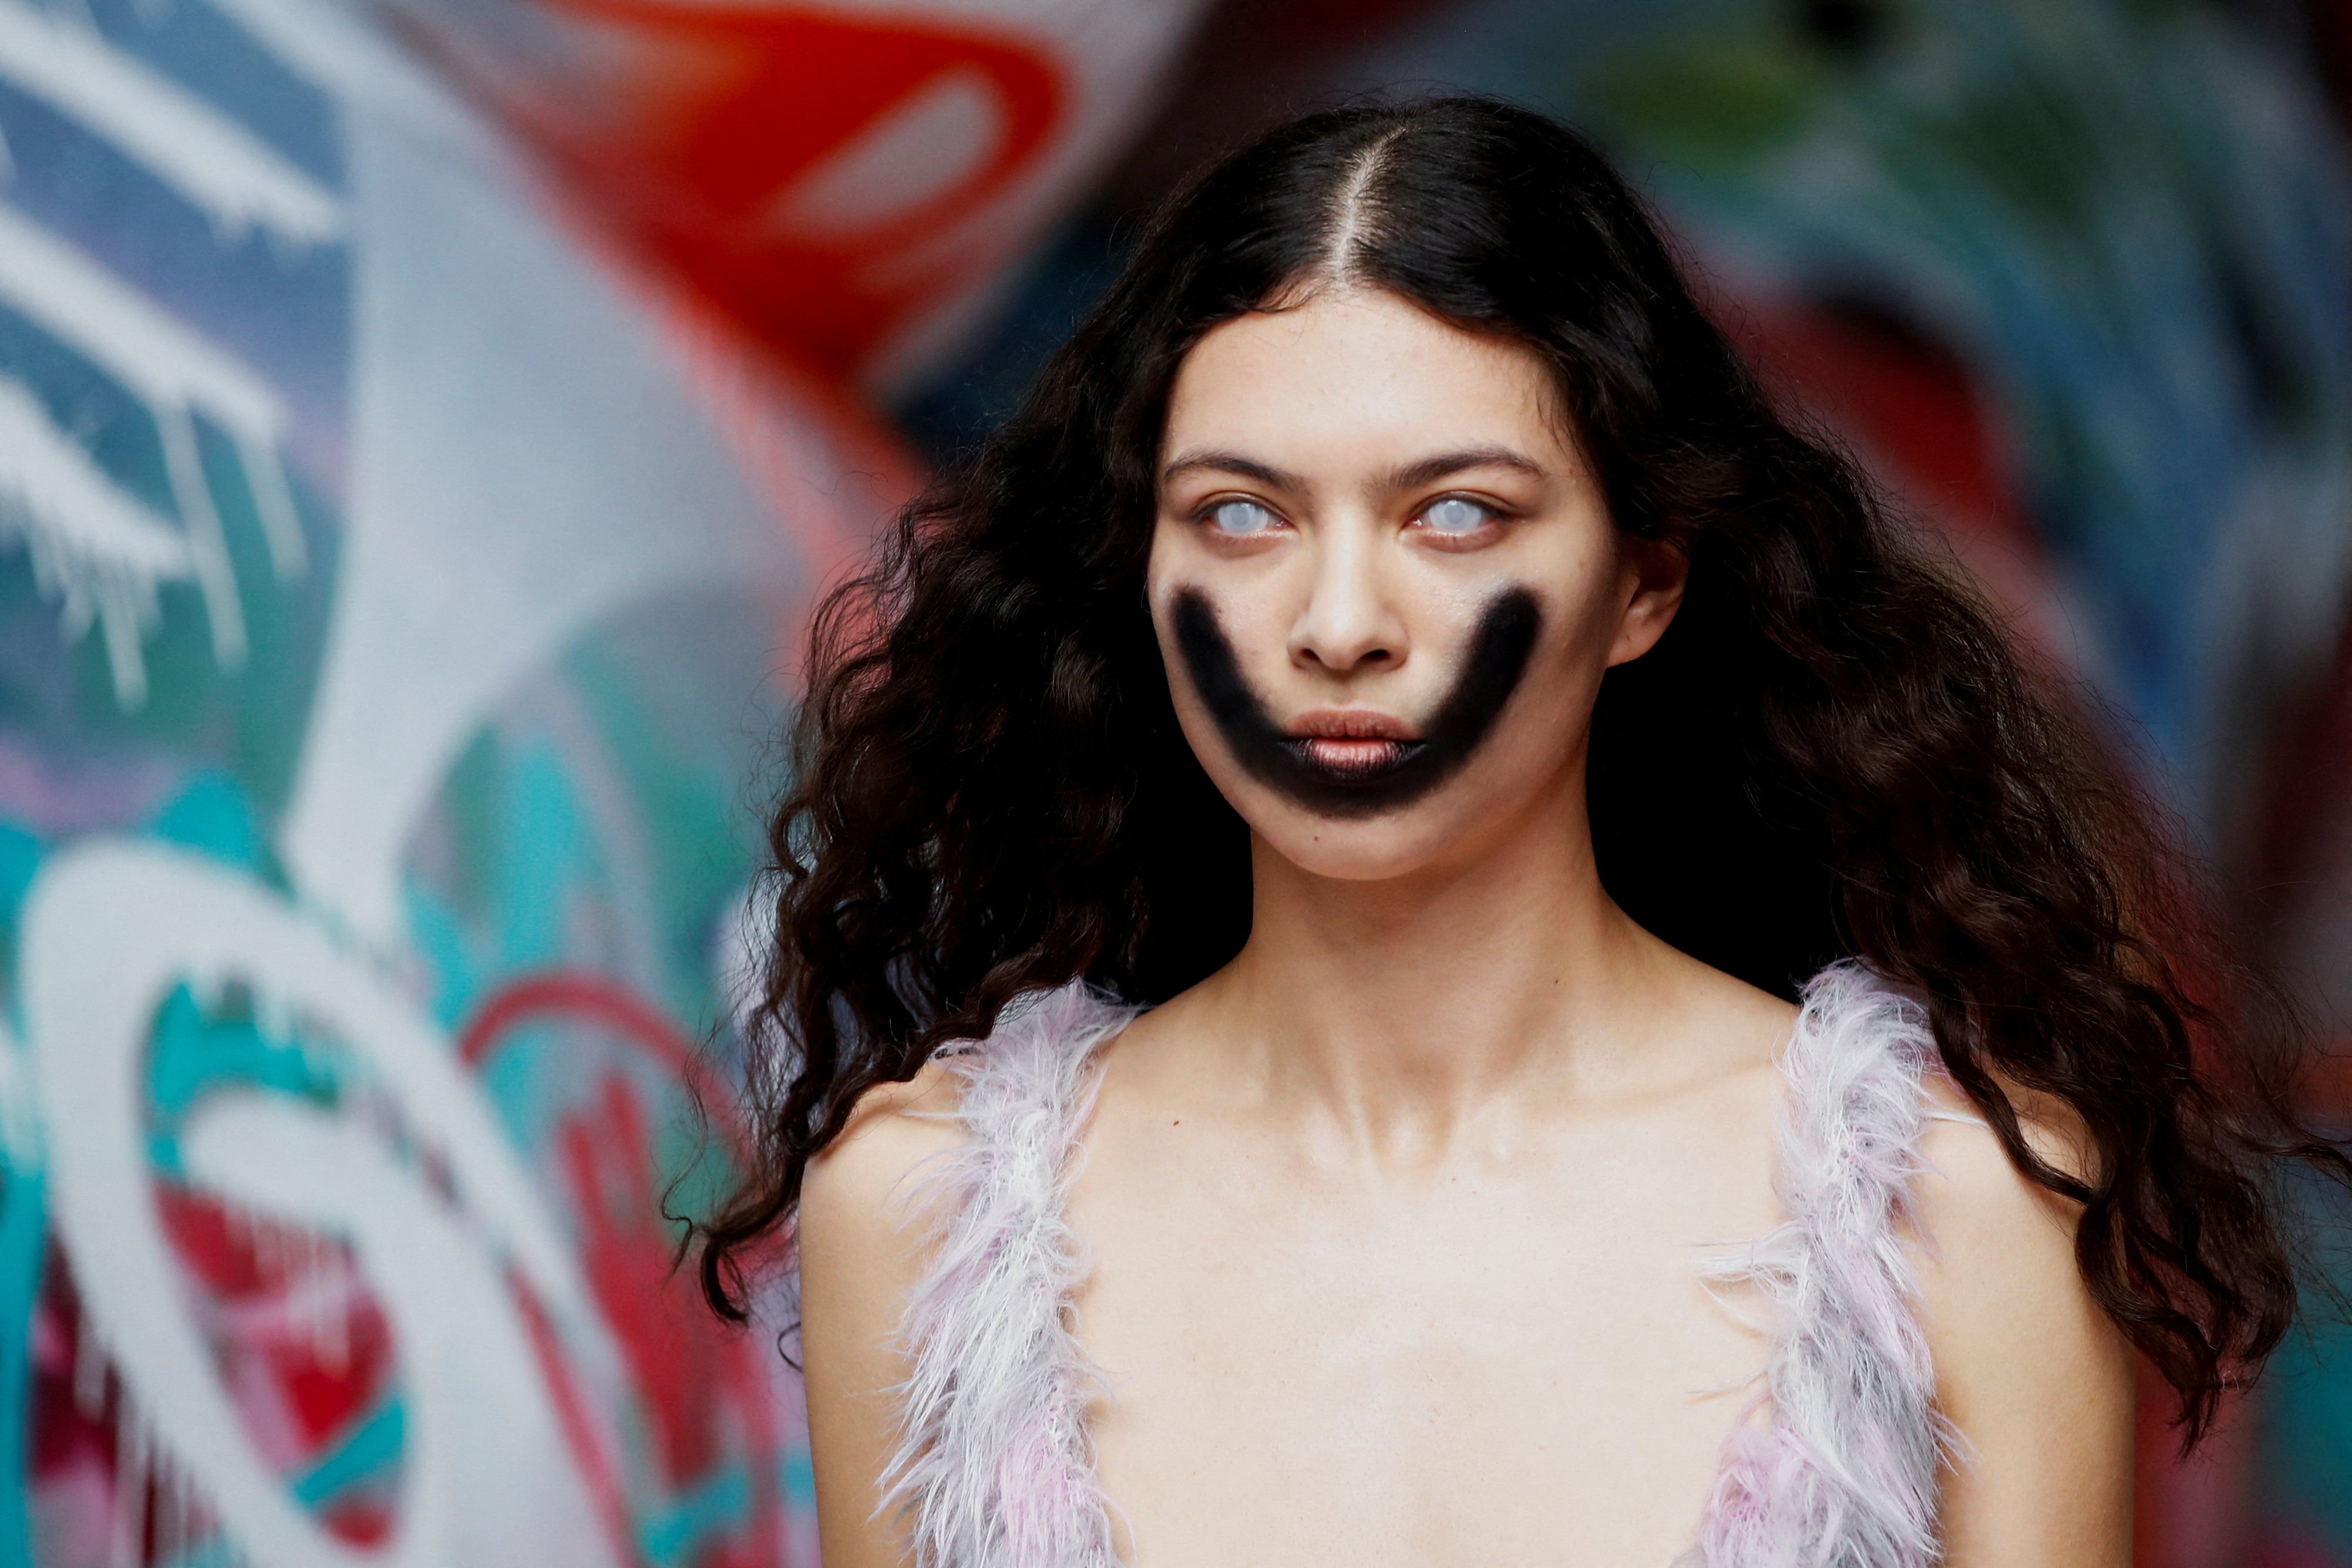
696, 95, 2347, 1441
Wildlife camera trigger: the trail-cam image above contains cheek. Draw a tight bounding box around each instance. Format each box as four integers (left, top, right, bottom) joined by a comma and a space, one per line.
1150, 576, 1286, 685
1561, 536, 1639, 657
1143, 517, 1185, 598
1489, 604, 1610, 769
1491, 535, 1631, 708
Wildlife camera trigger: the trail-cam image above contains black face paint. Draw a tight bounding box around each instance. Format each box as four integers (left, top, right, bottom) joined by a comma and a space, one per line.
1170, 586, 1542, 819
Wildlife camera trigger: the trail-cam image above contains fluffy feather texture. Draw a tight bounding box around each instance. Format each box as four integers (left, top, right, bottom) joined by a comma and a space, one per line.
882, 983, 1140, 1568
885, 961, 1949, 1567
1686, 960, 1955, 1567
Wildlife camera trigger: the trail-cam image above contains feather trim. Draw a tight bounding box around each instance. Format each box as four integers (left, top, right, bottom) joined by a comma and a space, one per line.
885, 964, 1950, 1568
1688, 960, 1956, 1568
880, 983, 1141, 1568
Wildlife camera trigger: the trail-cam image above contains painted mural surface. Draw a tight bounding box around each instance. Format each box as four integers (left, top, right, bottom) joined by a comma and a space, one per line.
3, 0, 2349, 1563
0, 0, 1199, 1563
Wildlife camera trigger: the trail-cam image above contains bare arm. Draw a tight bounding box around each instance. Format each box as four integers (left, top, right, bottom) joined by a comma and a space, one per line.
796, 1064, 966, 1568
1913, 1089, 2138, 1566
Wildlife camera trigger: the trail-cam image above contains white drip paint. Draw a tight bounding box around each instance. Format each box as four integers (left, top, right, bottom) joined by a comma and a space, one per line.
313, 1246, 348, 1374
0, 201, 318, 699
115, 1405, 149, 1568
0, 0, 342, 243
0, 149, 309, 438
158, 400, 245, 668
0, 374, 192, 707
73, 1304, 109, 1416
291, 1224, 351, 1374
235, 427, 305, 580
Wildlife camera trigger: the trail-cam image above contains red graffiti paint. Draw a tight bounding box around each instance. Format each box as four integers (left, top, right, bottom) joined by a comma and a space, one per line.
460, 970, 791, 1564
407, 0, 1070, 381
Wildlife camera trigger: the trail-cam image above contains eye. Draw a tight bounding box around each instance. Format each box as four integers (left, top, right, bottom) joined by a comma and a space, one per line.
1418, 496, 1495, 536
1204, 498, 1281, 537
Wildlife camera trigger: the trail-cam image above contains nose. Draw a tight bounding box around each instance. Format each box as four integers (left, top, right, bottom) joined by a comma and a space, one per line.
1288, 523, 1405, 675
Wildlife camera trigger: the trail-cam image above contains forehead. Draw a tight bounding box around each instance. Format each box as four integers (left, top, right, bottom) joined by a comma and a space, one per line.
1160, 287, 1566, 473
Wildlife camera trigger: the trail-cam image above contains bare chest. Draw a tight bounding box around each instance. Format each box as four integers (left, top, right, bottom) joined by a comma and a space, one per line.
1064, 1094, 1782, 1568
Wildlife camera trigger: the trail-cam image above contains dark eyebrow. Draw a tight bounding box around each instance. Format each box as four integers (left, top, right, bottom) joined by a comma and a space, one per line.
1377, 446, 1550, 492
1159, 450, 1307, 491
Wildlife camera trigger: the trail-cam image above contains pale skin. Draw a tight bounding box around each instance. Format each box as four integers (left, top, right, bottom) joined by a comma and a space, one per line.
798, 286, 2136, 1566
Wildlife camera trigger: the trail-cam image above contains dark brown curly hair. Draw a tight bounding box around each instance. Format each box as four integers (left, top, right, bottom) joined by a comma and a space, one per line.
695, 94, 2347, 1442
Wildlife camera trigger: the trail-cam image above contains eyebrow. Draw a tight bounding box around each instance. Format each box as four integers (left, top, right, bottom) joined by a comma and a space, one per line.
1378, 446, 1550, 491
1159, 450, 1306, 491
1158, 445, 1550, 494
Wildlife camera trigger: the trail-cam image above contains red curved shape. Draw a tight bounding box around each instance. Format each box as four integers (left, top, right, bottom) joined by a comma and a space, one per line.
456, 969, 752, 1158
412, 1, 1071, 381
461, 971, 785, 1560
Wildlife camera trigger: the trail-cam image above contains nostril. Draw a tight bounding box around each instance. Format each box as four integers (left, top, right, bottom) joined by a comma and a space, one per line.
1300, 644, 1394, 671
1298, 644, 1382, 667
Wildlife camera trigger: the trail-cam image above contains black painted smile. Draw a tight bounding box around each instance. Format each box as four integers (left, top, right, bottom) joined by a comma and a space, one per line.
1170, 587, 1543, 819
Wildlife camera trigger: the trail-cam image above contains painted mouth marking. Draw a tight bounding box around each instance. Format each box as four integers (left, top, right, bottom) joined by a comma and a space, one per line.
1171, 586, 1543, 819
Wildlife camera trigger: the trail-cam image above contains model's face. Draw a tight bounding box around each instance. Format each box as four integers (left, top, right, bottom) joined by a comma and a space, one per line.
1148, 286, 1685, 881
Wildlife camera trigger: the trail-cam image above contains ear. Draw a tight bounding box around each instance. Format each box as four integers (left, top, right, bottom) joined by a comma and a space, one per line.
1605, 534, 1689, 667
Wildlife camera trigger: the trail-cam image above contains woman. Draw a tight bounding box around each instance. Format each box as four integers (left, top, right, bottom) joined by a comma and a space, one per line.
696, 97, 2346, 1566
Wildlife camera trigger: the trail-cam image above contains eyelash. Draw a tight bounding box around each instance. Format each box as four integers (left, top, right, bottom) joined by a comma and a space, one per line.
1186, 493, 1512, 541
1413, 494, 1502, 538
1197, 497, 1284, 537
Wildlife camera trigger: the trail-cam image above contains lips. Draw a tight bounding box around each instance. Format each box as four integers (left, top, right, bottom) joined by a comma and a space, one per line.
1293, 736, 1416, 774
1283, 711, 1424, 778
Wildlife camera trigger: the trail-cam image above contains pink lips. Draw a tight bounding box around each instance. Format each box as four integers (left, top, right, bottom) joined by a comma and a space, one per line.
1287, 709, 1418, 775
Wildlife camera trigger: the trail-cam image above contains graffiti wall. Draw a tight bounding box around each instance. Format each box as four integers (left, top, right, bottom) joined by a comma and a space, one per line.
2, 0, 2348, 1564
0, 0, 1199, 1563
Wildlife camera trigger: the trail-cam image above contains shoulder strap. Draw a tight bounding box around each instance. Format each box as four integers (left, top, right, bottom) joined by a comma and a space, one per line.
880, 983, 1138, 1568
1690, 960, 1956, 1568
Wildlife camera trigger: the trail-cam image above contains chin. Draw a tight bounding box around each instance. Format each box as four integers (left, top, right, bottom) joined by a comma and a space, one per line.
1246, 799, 1485, 883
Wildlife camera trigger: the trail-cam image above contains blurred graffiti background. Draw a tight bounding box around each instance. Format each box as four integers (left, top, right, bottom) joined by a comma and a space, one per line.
0, 0, 2344, 1564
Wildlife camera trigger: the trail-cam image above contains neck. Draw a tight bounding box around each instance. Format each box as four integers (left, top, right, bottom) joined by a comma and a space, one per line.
1204, 773, 1668, 1152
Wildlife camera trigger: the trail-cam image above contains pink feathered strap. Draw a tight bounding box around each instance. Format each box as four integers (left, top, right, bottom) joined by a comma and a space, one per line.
880, 984, 1140, 1568
889, 963, 1949, 1568
1687, 960, 1954, 1567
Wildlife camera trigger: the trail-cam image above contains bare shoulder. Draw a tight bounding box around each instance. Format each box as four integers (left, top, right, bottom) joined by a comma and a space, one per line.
1715, 968, 1802, 1051
796, 1058, 971, 1568
797, 1056, 970, 1296
1646, 933, 1802, 1078
1910, 1074, 2106, 1310
1910, 1077, 2135, 1567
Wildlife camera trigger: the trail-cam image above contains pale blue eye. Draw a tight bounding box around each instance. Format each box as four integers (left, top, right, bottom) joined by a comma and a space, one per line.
1208, 499, 1277, 536
1421, 497, 1491, 534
